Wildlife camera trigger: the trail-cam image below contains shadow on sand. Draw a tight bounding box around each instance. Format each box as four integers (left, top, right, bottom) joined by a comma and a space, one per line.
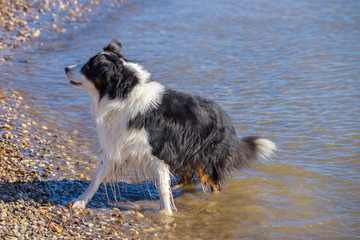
0, 178, 182, 209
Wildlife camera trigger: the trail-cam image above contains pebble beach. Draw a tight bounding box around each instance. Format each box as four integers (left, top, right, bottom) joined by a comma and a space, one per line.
0, 91, 170, 239
0, 0, 124, 55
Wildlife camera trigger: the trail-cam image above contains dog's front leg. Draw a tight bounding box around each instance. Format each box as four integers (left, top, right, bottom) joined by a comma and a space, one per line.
71, 156, 110, 209
157, 161, 173, 215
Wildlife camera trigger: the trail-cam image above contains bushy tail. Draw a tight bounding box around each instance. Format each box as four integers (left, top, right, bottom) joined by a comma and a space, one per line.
232, 136, 276, 169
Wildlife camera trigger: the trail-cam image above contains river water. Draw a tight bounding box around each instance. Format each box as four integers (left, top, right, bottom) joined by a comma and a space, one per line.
1, 0, 359, 239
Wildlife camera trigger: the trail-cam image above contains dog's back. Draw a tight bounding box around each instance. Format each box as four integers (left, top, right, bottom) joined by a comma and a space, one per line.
129, 89, 276, 191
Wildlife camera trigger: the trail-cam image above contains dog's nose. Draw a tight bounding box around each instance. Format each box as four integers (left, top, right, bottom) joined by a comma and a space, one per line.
65, 67, 70, 73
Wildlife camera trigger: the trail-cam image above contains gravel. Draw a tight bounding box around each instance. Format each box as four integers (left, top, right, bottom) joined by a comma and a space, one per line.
0, 91, 171, 239
0, 0, 124, 54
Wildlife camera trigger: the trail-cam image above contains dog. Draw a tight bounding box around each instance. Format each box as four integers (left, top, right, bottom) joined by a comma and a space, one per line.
65, 39, 276, 214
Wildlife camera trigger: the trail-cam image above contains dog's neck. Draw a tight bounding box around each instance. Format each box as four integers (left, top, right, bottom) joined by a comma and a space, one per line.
89, 61, 163, 124
90, 80, 165, 127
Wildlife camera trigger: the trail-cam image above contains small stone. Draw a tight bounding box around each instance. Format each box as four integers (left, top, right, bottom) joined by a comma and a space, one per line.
49, 222, 62, 233
3, 124, 12, 129
41, 125, 48, 130
143, 227, 156, 232
134, 211, 144, 218
1, 211, 7, 218
33, 29, 41, 37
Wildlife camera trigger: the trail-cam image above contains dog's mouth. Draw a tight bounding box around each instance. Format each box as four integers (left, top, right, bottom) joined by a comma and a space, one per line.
69, 81, 81, 86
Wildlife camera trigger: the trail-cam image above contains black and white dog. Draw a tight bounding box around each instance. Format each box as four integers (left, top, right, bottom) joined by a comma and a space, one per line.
65, 39, 276, 214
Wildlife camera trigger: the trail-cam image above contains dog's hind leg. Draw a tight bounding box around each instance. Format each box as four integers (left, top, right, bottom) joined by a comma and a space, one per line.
196, 163, 219, 192
172, 171, 193, 190
71, 155, 110, 209
156, 160, 174, 214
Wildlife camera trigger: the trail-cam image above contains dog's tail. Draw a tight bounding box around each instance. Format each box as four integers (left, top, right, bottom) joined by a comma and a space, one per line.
198, 136, 276, 191
232, 136, 276, 169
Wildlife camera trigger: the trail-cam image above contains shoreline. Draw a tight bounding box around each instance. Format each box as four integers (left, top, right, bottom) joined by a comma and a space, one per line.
0, 0, 124, 57
0, 91, 166, 239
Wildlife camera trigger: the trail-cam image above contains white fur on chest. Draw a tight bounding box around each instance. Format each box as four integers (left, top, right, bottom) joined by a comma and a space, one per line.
90, 80, 165, 176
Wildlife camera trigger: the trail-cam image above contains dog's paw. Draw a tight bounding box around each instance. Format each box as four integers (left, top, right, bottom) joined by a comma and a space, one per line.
160, 208, 173, 215
71, 199, 87, 209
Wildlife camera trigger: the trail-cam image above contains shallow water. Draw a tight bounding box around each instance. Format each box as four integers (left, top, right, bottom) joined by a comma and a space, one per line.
1, 0, 359, 239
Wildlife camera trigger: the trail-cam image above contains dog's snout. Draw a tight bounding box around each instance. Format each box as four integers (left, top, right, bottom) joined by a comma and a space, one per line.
65, 66, 70, 74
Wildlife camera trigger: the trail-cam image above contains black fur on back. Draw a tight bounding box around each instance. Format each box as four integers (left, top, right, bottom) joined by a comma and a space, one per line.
129, 89, 261, 187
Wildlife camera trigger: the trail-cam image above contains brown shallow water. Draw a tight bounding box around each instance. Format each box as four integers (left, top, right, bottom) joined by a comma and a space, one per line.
1, 0, 359, 239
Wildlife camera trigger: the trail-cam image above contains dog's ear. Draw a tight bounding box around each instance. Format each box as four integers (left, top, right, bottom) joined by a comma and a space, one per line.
104, 39, 123, 56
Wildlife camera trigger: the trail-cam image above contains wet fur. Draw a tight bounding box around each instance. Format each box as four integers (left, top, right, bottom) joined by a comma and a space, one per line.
65, 39, 276, 214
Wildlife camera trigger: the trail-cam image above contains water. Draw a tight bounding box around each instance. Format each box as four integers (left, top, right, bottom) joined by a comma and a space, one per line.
1, 0, 359, 238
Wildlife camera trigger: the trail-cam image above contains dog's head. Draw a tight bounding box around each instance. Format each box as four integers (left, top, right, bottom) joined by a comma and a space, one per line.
65, 39, 149, 100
